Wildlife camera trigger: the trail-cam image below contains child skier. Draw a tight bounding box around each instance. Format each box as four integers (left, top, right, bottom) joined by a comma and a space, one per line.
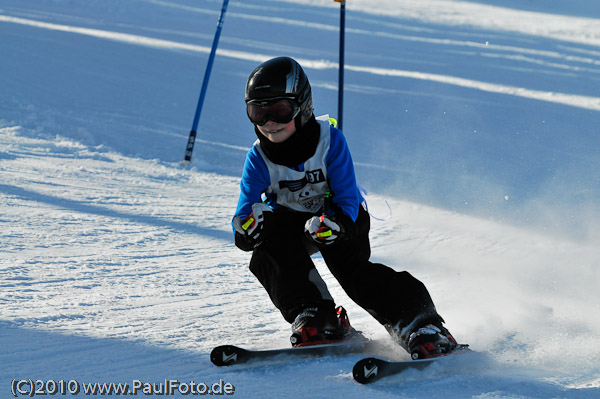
232, 56, 459, 359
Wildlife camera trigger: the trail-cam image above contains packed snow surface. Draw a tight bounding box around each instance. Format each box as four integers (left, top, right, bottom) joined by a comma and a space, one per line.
1, 1, 599, 398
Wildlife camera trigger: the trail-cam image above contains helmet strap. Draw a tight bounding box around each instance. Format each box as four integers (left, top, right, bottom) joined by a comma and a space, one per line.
294, 114, 303, 131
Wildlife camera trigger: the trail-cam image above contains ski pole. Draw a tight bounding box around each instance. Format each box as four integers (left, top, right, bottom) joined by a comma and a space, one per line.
334, 0, 346, 131
183, 0, 230, 165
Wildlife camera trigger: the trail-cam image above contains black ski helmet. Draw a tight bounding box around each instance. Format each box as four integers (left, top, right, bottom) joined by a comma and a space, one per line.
245, 56, 313, 127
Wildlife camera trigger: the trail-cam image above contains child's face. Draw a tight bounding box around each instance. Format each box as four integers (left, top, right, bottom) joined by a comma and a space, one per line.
256, 120, 296, 143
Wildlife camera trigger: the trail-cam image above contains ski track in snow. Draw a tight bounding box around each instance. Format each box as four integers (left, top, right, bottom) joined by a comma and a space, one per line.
2, 12, 600, 112
2, 127, 599, 397
2, 0, 600, 398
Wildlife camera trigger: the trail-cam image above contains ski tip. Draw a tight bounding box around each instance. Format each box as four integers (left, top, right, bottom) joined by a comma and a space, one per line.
210, 345, 245, 367
352, 357, 385, 384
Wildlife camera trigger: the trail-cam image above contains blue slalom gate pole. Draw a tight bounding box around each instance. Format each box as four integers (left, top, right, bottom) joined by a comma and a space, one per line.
335, 0, 346, 131
183, 0, 230, 164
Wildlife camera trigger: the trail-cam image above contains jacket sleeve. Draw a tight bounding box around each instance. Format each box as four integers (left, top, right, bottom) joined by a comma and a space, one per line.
232, 147, 270, 232
326, 127, 363, 222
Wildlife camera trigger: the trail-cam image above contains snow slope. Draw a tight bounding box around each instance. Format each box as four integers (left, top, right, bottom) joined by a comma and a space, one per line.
1, 0, 599, 397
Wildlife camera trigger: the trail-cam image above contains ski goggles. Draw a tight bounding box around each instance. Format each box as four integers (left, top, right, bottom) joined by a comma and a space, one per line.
246, 98, 300, 126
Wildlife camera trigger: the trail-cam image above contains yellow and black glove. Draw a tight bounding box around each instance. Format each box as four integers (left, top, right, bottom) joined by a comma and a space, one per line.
304, 213, 355, 247
233, 203, 273, 251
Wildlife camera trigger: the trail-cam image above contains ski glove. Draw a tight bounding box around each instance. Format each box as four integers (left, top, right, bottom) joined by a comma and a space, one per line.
304, 214, 352, 247
233, 203, 273, 251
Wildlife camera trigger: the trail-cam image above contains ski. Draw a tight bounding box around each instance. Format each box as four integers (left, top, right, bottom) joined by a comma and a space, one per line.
352, 345, 471, 384
211, 338, 369, 367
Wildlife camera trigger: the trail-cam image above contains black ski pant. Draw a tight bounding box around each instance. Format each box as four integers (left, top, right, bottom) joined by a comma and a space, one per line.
249, 206, 441, 332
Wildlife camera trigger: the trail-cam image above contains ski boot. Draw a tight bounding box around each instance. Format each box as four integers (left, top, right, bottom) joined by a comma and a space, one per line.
407, 323, 459, 360
290, 306, 356, 347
